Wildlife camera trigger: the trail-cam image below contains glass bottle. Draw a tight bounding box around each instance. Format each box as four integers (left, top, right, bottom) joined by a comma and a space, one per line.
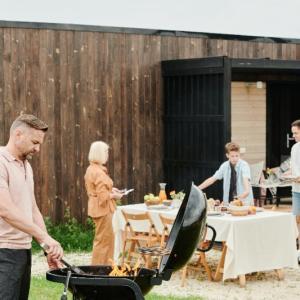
158, 183, 167, 203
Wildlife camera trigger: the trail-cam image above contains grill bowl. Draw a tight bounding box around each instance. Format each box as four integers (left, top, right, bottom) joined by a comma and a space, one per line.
47, 266, 156, 299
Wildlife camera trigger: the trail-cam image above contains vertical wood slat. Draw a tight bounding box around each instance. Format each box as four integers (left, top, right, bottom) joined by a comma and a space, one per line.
53, 30, 63, 222
0, 26, 299, 222
3, 29, 14, 137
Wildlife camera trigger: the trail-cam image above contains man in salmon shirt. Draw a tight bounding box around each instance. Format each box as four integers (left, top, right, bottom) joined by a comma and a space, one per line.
0, 114, 63, 299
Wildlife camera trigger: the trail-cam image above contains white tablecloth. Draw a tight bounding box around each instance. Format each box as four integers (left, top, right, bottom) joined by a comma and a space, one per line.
113, 204, 298, 280
206, 211, 298, 280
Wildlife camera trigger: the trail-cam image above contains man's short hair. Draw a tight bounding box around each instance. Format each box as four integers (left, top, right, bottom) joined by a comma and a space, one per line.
10, 114, 48, 133
291, 120, 300, 129
225, 142, 240, 154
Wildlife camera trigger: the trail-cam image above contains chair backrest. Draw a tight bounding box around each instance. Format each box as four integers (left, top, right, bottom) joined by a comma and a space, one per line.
159, 214, 175, 247
249, 161, 264, 185
121, 210, 159, 238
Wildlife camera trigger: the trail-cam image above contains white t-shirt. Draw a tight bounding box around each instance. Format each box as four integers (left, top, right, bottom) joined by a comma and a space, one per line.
291, 142, 300, 193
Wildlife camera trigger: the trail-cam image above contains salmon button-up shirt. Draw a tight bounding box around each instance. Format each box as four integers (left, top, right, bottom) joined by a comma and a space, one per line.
0, 147, 34, 249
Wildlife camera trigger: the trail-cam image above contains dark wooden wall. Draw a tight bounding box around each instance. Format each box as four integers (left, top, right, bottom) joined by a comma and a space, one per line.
1, 27, 300, 222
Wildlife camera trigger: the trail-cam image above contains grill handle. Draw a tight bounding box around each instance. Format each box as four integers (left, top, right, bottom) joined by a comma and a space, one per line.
40, 243, 86, 275
198, 224, 216, 252
60, 270, 71, 300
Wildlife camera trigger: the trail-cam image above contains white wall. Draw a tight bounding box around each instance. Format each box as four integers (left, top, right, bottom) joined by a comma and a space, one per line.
0, 0, 299, 39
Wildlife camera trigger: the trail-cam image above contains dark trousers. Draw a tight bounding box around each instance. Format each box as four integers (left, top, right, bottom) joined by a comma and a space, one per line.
0, 248, 31, 300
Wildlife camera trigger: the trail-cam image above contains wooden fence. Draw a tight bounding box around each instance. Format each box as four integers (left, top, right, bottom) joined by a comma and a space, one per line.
0, 26, 299, 222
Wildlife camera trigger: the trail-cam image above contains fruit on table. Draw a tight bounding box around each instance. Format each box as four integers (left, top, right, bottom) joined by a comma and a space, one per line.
231, 199, 243, 206
144, 193, 160, 202
248, 206, 256, 215
144, 193, 160, 206
144, 193, 155, 201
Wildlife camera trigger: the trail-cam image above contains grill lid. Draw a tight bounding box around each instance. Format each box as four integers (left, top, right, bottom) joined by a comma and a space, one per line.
158, 182, 207, 278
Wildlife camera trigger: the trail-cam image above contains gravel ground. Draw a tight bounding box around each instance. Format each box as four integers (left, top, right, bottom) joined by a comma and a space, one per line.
32, 250, 300, 300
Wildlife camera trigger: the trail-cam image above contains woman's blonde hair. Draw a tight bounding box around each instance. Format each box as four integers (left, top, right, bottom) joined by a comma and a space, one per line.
88, 141, 109, 164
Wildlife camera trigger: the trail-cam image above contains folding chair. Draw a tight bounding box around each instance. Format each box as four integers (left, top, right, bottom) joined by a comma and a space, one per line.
249, 161, 266, 206
159, 214, 174, 247
181, 226, 214, 286
121, 210, 160, 268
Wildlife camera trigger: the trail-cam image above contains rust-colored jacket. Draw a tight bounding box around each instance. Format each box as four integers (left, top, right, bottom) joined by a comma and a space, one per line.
84, 163, 116, 218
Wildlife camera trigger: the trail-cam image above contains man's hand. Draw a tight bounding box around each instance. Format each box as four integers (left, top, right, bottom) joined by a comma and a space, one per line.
295, 176, 300, 183
46, 255, 63, 270
40, 235, 63, 260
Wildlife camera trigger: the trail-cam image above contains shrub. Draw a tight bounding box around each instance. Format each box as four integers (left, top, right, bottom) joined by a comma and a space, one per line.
32, 209, 94, 253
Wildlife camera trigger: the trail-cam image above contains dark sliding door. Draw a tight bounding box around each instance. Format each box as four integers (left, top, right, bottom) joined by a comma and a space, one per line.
267, 81, 300, 197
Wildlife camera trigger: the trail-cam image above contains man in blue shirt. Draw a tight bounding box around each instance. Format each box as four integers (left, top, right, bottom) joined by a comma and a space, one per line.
198, 142, 254, 205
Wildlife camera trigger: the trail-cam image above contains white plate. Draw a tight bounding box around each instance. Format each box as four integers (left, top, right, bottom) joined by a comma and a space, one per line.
147, 204, 171, 210
281, 175, 297, 180
255, 207, 264, 212
280, 176, 297, 183
207, 211, 223, 216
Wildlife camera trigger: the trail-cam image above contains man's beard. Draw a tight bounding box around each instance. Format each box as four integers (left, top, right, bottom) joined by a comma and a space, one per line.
26, 154, 33, 160
20, 152, 32, 160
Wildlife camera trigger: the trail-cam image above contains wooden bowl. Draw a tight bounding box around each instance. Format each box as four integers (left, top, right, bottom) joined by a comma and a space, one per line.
145, 199, 160, 206
230, 209, 248, 216
229, 205, 249, 216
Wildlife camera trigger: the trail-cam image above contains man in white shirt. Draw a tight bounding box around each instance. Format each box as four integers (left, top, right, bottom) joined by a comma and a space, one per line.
290, 120, 300, 241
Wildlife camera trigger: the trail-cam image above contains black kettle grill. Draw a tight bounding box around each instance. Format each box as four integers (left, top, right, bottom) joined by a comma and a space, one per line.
46, 183, 215, 300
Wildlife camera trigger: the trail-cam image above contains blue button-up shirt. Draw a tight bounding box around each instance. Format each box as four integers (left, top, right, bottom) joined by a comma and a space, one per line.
212, 159, 254, 205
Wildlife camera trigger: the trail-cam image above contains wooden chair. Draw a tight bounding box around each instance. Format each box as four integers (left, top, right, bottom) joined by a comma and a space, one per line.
250, 161, 267, 206
157, 214, 175, 266
159, 214, 174, 247
181, 227, 213, 286
121, 210, 160, 267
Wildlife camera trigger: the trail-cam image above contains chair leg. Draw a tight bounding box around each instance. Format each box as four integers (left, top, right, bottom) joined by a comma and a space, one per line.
181, 265, 188, 287
127, 240, 136, 264
214, 244, 227, 281
276, 196, 281, 207
121, 240, 128, 265
239, 275, 246, 287
200, 252, 213, 281
145, 255, 152, 269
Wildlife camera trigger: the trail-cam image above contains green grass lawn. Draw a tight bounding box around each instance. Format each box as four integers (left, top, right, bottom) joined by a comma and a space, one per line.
29, 276, 203, 300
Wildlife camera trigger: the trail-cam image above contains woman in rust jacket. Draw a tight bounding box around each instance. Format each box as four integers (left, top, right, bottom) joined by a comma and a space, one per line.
85, 141, 123, 265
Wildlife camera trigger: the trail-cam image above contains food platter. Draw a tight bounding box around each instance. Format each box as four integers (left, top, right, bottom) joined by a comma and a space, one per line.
280, 175, 298, 183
